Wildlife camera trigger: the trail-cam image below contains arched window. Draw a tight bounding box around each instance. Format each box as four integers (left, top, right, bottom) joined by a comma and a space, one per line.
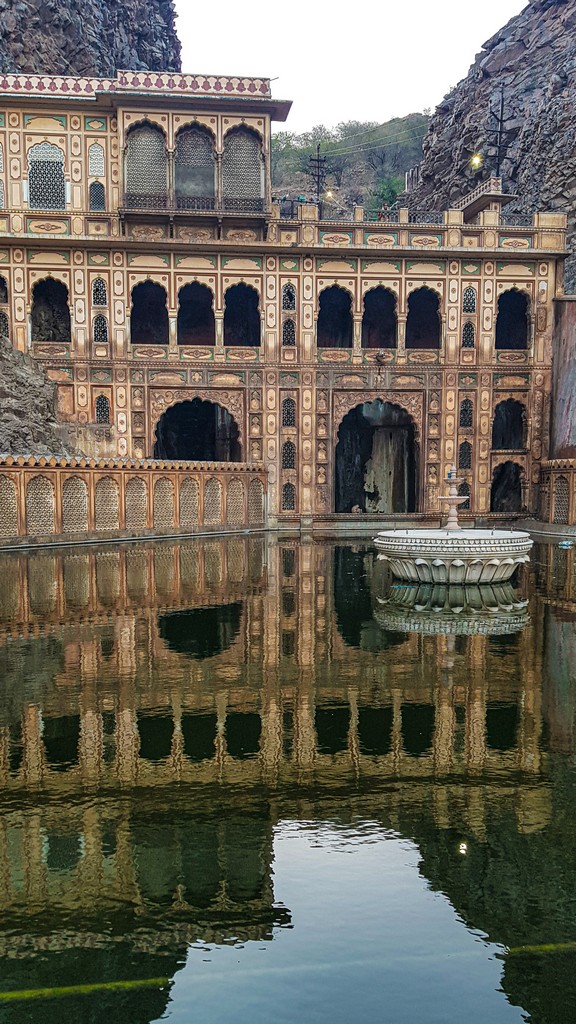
553, 475, 570, 525
282, 441, 296, 469
406, 287, 441, 349
282, 283, 296, 310
462, 286, 476, 313
496, 289, 529, 350
282, 318, 296, 346
177, 282, 215, 345
92, 278, 107, 306
224, 283, 260, 347
125, 123, 167, 209
317, 286, 353, 349
458, 481, 470, 511
458, 440, 472, 469
31, 279, 71, 343
95, 395, 110, 424
222, 127, 264, 211
175, 126, 215, 209
361, 287, 397, 349
462, 322, 475, 348
0, 275, 7, 304
26, 476, 55, 536
130, 281, 169, 345
89, 181, 105, 211
0, 310, 8, 341
93, 314, 109, 345
492, 399, 526, 450
282, 398, 296, 428
88, 143, 105, 177
459, 399, 473, 428
28, 142, 66, 210
282, 483, 296, 511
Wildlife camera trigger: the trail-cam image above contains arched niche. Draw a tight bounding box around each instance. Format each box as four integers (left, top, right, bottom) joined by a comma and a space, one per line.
335, 399, 418, 513
153, 398, 241, 462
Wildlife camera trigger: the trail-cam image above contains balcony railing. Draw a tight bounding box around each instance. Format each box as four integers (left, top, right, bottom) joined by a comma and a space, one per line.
408, 209, 444, 225
122, 193, 265, 214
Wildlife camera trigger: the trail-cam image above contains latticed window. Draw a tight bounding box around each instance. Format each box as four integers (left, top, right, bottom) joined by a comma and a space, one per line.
0, 475, 18, 538
93, 314, 109, 345
282, 283, 296, 310
95, 395, 110, 423
0, 275, 8, 304
26, 476, 55, 536
175, 126, 215, 209
553, 475, 570, 525
248, 478, 264, 524
0, 143, 4, 209
222, 127, 263, 211
228, 537, 245, 583
92, 278, 107, 306
459, 399, 473, 428
0, 311, 8, 341
89, 181, 106, 211
458, 440, 472, 470
204, 477, 222, 525
462, 287, 477, 313
125, 124, 167, 209
282, 440, 296, 469
62, 477, 88, 533
282, 319, 296, 346
88, 143, 105, 177
125, 478, 148, 531
226, 478, 245, 525
179, 478, 199, 528
458, 481, 470, 511
282, 397, 296, 427
282, 482, 296, 511
153, 479, 174, 530
94, 478, 119, 531
282, 548, 295, 577
28, 142, 66, 210
462, 321, 475, 348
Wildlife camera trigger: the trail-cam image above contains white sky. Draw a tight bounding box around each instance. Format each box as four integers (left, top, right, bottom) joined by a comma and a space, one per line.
175, 0, 528, 134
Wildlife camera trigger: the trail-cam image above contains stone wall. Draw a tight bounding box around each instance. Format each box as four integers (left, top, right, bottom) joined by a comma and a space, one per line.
408, 0, 576, 288
551, 298, 576, 457
0, 0, 180, 76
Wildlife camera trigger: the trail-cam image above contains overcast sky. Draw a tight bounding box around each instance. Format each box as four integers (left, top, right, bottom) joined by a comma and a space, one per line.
176, 0, 527, 133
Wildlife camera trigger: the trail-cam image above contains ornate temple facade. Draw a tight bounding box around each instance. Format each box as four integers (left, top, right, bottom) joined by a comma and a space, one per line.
0, 70, 569, 532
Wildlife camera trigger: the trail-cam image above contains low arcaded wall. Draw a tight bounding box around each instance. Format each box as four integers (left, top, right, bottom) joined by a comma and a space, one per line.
0, 456, 267, 547
540, 460, 576, 526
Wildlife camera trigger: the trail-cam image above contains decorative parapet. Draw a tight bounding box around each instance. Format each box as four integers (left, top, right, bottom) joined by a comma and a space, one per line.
0, 71, 272, 100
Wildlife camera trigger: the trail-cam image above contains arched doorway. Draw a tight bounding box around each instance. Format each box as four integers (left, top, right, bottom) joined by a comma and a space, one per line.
492, 399, 526, 450
335, 400, 417, 513
490, 462, 523, 513
154, 399, 241, 461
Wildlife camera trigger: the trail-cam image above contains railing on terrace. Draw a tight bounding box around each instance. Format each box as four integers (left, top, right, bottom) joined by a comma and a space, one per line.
123, 193, 265, 214
363, 210, 401, 223
501, 212, 535, 228
408, 209, 444, 225
452, 177, 503, 209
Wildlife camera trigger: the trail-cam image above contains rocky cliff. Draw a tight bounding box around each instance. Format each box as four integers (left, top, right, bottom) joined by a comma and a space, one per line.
0, 0, 181, 76
0, 337, 76, 457
408, 0, 576, 286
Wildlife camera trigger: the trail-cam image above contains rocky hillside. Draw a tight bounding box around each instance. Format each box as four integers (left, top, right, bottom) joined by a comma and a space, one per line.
0, 337, 75, 457
0, 0, 181, 76
408, 0, 576, 286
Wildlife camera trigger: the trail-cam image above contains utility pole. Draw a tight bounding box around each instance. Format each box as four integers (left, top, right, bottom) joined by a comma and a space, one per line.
491, 87, 506, 177
309, 143, 327, 203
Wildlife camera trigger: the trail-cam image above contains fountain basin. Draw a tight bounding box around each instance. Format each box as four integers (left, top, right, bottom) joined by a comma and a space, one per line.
374, 528, 532, 584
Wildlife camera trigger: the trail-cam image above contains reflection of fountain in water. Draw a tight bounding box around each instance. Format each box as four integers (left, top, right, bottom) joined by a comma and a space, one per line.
374, 580, 529, 636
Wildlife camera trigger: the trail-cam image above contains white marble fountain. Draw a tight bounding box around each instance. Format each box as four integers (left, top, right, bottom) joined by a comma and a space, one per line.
374, 467, 533, 585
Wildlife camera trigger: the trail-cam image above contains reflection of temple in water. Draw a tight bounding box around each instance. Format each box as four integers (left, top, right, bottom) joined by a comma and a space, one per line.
0, 537, 574, 1024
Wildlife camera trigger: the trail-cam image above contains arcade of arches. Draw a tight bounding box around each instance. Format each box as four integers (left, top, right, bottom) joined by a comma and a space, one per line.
335, 400, 417, 514
153, 399, 241, 462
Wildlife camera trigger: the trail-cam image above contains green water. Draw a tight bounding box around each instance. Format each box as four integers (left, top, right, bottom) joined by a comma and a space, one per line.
0, 536, 574, 1023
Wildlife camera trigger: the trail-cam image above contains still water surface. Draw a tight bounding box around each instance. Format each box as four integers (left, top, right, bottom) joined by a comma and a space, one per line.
0, 537, 574, 1023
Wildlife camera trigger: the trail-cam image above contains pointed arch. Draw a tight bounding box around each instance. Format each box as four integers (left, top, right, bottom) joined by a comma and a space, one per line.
31, 278, 71, 343
177, 282, 215, 345
224, 283, 260, 347
92, 277, 107, 306
28, 142, 65, 210
462, 321, 475, 348
93, 314, 109, 345
282, 318, 296, 347
361, 286, 397, 349
282, 283, 296, 310
89, 180, 106, 211
462, 286, 477, 313
458, 440, 472, 469
222, 126, 264, 211
459, 398, 473, 429
317, 285, 353, 349
130, 280, 169, 345
125, 122, 168, 210
495, 288, 530, 350
406, 286, 441, 349
175, 124, 216, 209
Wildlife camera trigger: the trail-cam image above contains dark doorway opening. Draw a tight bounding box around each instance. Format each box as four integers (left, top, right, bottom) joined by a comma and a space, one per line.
177, 283, 215, 345
492, 399, 526, 450
154, 398, 241, 461
335, 400, 417, 513
31, 278, 71, 343
406, 287, 441, 349
361, 287, 397, 348
317, 286, 353, 348
130, 281, 169, 345
496, 289, 529, 350
490, 461, 523, 513
224, 283, 260, 346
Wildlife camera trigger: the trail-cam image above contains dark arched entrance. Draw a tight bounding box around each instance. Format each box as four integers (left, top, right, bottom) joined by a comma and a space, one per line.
154, 398, 241, 461
335, 400, 417, 513
490, 462, 523, 513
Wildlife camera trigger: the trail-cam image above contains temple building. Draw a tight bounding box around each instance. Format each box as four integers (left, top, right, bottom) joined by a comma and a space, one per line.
0, 70, 570, 530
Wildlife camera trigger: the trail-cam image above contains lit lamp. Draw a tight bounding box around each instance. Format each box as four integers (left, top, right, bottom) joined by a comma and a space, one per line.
470, 153, 483, 171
